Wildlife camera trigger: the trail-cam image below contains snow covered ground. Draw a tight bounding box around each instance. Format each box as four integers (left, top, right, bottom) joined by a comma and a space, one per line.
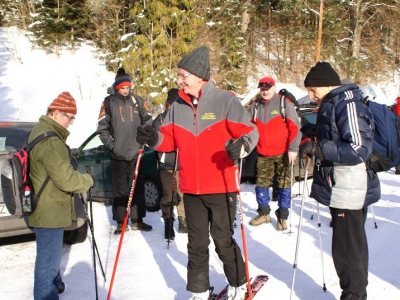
0, 27, 400, 300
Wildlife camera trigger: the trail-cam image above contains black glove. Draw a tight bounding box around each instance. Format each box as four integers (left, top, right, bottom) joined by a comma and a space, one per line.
225, 138, 249, 161
299, 140, 323, 160
136, 125, 158, 147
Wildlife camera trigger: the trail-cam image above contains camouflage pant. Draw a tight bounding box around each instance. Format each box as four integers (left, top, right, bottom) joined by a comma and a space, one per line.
256, 154, 293, 189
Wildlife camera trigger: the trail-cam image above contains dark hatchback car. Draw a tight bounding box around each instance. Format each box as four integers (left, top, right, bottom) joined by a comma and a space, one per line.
240, 103, 318, 183
0, 121, 87, 244
71, 132, 162, 212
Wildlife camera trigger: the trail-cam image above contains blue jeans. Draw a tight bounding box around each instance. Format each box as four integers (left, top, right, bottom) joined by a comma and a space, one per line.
33, 228, 64, 300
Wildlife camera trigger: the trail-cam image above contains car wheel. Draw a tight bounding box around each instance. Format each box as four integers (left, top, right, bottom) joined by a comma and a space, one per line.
144, 177, 161, 212
63, 220, 88, 245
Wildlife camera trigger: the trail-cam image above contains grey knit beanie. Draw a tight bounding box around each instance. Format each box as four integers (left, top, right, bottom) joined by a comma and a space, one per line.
178, 46, 211, 80
304, 62, 341, 87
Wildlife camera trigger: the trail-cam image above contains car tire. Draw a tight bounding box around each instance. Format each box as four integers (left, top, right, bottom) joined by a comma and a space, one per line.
144, 177, 161, 212
63, 220, 88, 245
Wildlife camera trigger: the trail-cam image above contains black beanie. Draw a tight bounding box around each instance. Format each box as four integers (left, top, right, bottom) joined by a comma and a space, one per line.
166, 88, 179, 106
178, 46, 211, 80
304, 62, 341, 87
114, 67, 132, 90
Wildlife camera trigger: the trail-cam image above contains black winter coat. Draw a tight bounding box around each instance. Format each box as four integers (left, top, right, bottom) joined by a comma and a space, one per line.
310, 84, 381, 209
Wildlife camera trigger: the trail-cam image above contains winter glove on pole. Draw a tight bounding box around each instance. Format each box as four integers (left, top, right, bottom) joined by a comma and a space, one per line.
299, 140, 323, 160
225, 138, 250, 161
136, 125, 158, 147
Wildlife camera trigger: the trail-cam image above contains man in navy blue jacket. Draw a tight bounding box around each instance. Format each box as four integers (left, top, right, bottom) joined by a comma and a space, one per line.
300, 62, 380, 300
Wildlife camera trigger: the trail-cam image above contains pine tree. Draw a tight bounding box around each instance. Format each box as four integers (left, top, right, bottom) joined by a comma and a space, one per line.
116, 0, 203, 105
29, 0, 89, 55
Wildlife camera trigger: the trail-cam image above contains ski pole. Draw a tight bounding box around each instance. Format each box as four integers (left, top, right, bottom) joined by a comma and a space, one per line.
167, 148, 179, 249
88, 185, 99, 300
107, 147, 144, 300
370, 205, 378, 229
310, 201, 315, 220
85, 166, 105, 299
79, 191, 106, 281
316, 202, 327, 292
296, 157, 302, 197
288, 163, 294, 235
84, 166, 106, 280
236, 158, 253, 300
290, 156, 311, 300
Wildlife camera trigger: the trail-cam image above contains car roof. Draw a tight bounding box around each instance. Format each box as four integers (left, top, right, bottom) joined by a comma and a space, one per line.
0, 121, 37, 127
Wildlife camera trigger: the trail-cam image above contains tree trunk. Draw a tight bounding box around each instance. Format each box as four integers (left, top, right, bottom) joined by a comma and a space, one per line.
241, 1, 252, 33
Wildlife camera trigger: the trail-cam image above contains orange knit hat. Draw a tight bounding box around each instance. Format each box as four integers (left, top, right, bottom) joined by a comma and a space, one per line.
47, 92, 77, 114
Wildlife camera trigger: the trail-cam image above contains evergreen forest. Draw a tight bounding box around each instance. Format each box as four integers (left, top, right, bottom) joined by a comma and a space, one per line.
2, 0, 400, 105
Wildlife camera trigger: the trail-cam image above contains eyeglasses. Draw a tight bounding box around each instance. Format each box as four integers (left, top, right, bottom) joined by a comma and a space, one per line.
61, 112, 76, 121
177, 72, 191, 79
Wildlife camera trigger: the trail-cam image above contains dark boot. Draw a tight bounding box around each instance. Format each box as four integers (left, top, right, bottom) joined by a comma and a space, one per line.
114, 222, 129, 235
131, 218, 152, 231
165, 218, 175, 240
178, 216, 188, 233
341, 292, 362, 300
275, 209, 288, 231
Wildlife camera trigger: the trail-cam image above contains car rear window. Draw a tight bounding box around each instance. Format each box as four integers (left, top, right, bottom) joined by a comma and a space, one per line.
0, 127, 33, 153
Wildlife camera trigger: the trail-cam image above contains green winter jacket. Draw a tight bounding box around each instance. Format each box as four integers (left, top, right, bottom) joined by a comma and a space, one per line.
28, 116, 93, 228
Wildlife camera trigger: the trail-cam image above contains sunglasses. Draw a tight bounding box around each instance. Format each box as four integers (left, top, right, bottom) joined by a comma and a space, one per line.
61, 112, 76, 121
259, 81, 274, 88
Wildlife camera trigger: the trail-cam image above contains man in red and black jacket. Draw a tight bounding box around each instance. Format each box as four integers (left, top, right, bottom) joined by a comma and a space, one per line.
247, 77, 301, 230
136, 46, 259, 300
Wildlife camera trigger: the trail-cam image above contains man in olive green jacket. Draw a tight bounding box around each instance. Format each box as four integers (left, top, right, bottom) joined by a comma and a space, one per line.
29, 92, 93, 300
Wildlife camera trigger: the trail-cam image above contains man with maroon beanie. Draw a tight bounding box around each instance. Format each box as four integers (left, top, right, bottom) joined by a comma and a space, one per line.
29, 92, 93, 299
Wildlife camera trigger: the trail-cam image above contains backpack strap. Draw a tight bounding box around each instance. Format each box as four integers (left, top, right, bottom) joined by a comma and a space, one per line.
252, 98, 261, 122
278, 89, 301, 124
26, 131, 60, 152
279, 94, 287, 122
132, 94, 152, 125
26, 131, 63, 199
35, 176, 50, 198
103, 96, 111, 116
131, 95, 143, 124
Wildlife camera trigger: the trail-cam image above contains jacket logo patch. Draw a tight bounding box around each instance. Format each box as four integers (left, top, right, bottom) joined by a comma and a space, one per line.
270, 110, 279, 115
201, 113, 216, 120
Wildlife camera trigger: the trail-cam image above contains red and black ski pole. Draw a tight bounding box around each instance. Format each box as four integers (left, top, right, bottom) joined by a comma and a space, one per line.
107, 146, 144, 300
235, 158, 253, 300
167, 148, 179, 249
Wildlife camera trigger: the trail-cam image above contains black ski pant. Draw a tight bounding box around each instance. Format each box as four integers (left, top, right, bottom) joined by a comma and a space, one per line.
330, 207, 368, 300
110, 158, 146, 223
184, 193, 247, 293
160, 169, 185, 220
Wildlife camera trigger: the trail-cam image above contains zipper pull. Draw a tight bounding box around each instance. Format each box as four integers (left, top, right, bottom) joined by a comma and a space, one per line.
119, 107, 124, 122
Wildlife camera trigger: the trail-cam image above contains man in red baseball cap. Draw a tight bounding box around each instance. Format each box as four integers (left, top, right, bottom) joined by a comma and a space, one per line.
247, 76, 301, 230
